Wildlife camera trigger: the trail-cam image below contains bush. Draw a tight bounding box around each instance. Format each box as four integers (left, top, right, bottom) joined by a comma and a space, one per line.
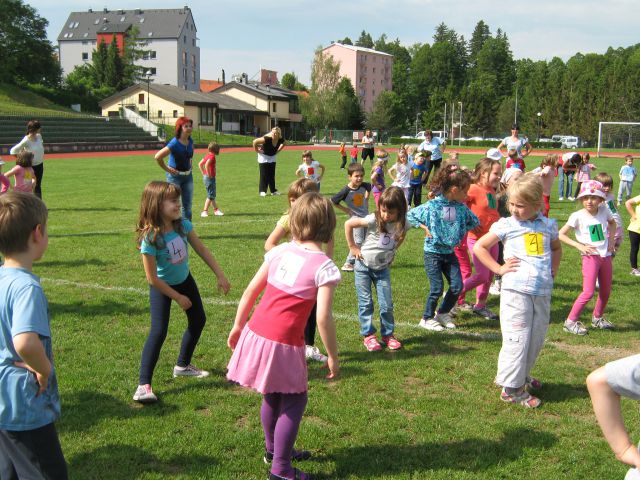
387, 137, 562, 149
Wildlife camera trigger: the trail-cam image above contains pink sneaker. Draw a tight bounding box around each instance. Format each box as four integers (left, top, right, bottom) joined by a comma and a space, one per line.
381, 335, 402, 350
363, 334, 382, 352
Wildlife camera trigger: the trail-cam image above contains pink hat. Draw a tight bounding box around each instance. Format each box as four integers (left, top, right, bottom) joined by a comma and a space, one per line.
576, 180, 606, 200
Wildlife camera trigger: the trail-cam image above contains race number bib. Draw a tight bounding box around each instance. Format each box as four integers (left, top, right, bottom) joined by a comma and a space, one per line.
588, 223, 605, 243
486, 193, 497, 210
524, 232, 544, 256
307, 167, 315, 176
607, 200, 617, 214
442, 206, 457, 222
167, 236, 187, 265
352, 193, 364, 207
377, 232, 396, 250
273, 252, 305, 287
412, 168, 421, 179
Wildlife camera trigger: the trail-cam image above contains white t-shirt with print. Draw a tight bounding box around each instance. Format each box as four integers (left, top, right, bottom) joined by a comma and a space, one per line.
565, 207, 614, 257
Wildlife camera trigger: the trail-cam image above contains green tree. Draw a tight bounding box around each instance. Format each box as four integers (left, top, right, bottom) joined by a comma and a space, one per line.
300, 48, 343, 128
105, 37, 125, 90
0, 0, 61, 86
468, 20, 491, 68
92, 41, 108, 85
367, 91, 404, 132
355, 30, 374, 48
336, 77, 364, 129
339, 37, 353, 45
281, 72, 298, 90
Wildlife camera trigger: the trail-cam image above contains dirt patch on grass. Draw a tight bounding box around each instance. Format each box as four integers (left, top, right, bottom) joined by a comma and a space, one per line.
548, 340, 640, 368
305, 415, 331, 428
235, 413, 251, 429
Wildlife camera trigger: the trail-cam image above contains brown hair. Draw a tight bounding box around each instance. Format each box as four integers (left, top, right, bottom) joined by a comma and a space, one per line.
0, 191, 48, 256
540, 153, 557, 168
472, 157, 501, 184
287, 178, 318, 207
302, 150, 313, 159
375, 186, 407, 236
16, 151, 34, 168
174, 116, 192, 138
26, 120, 41, 134
136, 181, 184, 247
208, 141, 220, 154
289, 192, 335, 243
347, 163, 364, 176
595, 172, 613, 189
431, 164, 473, 195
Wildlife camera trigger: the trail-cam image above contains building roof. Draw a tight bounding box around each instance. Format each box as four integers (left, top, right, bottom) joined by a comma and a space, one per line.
200, 79, 224, 93
322, 42, 394, 57
215, 80, 296, 100
58, 7, 195, 42
99, 82, 266, 114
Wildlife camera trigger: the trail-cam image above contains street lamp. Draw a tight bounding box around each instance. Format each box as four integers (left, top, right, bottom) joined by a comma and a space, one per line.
537, 112, 542, 141
458, 101, 462, 147
145, 70, 152, 120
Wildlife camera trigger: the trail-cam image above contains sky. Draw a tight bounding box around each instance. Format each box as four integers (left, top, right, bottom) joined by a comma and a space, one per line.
27, 0, 640, 86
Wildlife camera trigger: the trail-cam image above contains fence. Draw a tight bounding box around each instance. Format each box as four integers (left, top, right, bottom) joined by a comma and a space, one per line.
312, 129, 391, 145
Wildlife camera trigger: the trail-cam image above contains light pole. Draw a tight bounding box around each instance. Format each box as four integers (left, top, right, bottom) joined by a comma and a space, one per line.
145, 70, 152, 120
537, 112, 542, 141
458, 101, 462, 147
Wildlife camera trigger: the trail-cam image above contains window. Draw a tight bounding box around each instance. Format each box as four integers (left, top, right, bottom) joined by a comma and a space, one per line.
150, 51, 156, 59
272, 102, 277, 113
94, 19, 99, 25
373, 68, 376, 73
182, 51, 187, 65
120, 16, 126, 21
82, 52, 88, 60
192, 70, 196, 84
192, 38, 195, 47
147, 68, 156, 75
138, 93, 145, 104
83, 33, 88, 38
183, 35, 186, 43
183, 68, 187, 82
191, 54, 196, 67
157, 110, 163, 118
82, 40, 88, 45
173, 110, 178, 118
199, 106, 214, 126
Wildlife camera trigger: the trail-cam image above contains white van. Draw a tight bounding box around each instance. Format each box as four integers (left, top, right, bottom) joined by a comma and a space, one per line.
561, 136, 581, 149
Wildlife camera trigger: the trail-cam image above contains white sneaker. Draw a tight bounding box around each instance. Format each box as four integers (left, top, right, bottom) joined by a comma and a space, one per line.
173, 364, 210, 378
563, 319, 588, 335
568, 196, 575, 201
200, 210, 209, 217
559, 197, 564, 201
418, 318, 445, 332
489, 281, 501, 296
631, 268, 640, 276
305, 345, 328, 363
260, 192, 267, 197
271, 191, 281, 196
133, 384, 157, 403
435, 312, 456, 329
213, 209, 224, 216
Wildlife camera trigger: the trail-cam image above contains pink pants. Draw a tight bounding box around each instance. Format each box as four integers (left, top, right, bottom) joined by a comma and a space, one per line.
461, 236, 498, 307
373, 191, 382, 207
454, 234, 472, 305
568, 255, 612, 321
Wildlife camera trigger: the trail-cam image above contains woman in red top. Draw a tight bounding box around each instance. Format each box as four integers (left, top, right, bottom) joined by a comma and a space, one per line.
459, 158, 502, 320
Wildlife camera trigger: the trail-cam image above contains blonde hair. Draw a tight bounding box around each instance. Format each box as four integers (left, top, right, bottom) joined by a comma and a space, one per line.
507, 174, 544, 209
0, 191, 48, 255
447, 152, 459, 162
287, 178, 318, 208
289, 192, 335, 243
136, 181, 184, 247
540, 153, 557, 168
595, 172, 613, 189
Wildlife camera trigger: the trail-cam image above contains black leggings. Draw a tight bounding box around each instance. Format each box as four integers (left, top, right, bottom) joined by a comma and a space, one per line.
574, 181, 583, 198
32, 163, 43, 199
630, 231, 640, 269
259, 162, 278, 194
139, 273, 206, 384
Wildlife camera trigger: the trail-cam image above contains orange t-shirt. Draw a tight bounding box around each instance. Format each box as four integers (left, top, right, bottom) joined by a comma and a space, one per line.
466, 183, 499, 239
339, 145, 346, 155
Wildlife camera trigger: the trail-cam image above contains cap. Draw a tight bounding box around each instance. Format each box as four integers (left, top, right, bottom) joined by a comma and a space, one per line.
576, 180, 607, 200
486, 148, 503, 161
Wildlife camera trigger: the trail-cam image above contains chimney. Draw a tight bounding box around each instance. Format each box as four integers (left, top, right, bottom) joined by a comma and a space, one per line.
222, 69, 225, 85
103, 7, 108, 13
88, 8, 93, 12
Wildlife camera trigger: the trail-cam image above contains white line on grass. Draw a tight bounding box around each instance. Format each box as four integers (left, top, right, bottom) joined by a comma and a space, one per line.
41, 277, 500, 341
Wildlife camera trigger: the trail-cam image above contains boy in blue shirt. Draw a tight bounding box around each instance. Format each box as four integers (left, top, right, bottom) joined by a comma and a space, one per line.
408, 150, 430, 207
0, 191, 67, 479
618, 155, 637, 206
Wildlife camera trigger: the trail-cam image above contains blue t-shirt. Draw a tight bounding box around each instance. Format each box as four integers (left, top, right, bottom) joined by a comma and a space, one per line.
407, 195, 479, 254
140, 219, 193, 285
409, 161, 428, 186
0, 267, 60, 431
166, 137, 194, 171
419, 137, 445, 161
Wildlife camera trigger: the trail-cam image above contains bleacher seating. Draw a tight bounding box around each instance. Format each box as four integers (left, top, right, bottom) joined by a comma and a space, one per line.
0, 114, 163, 154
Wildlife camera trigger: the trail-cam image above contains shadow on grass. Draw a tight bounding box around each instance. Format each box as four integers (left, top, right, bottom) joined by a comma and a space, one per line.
331, 427, 556, 477
49, 232, 126, 238
38, 259, 108, 268
48, 300, 148, 317
541, 382, 587, 403
49, 207, 131, 212
68, 444, 217, 479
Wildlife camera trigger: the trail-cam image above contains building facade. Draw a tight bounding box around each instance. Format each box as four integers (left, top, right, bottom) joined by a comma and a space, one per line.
57, 6, 200, 91
321, 43, 394, 113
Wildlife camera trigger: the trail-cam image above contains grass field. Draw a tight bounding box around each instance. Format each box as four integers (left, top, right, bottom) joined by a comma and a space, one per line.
11, 148, 640, 479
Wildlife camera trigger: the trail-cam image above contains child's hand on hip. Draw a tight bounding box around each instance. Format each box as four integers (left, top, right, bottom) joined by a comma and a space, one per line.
499, 257, 520, 276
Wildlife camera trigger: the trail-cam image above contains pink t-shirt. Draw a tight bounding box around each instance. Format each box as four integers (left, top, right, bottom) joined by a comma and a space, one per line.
198, 153, 216, 177
538, 165, 554, 196
0, 174, 9, 194
249, 242, 340, 346
7, 166, 34, 192
576, 163, 596, 183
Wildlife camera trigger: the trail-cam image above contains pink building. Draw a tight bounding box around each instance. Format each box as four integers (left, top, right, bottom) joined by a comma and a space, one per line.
322, 43, 394, 113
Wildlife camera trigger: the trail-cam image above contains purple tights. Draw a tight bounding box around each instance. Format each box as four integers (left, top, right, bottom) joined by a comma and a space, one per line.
261, 391, 308, 479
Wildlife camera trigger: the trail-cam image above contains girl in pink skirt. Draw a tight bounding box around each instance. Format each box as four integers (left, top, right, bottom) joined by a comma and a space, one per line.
227, 192, 341, 480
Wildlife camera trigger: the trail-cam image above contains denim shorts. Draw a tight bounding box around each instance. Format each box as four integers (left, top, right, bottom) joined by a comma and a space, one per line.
203, 176, 216, 200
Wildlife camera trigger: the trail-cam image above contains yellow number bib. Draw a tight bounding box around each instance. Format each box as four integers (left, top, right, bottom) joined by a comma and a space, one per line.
524, 232, 544, 256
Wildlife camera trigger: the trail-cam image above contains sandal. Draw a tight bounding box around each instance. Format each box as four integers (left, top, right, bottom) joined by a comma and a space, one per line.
268, 468, 313, 480
264, 449, 312, 464
526, 377, 542, 390
500, 389, 541, 408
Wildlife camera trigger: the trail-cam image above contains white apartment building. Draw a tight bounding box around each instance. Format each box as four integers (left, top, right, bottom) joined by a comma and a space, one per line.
57, 6, 200, 91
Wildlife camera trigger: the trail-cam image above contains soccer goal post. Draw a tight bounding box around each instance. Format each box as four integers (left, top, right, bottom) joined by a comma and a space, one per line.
597, 122, 640, 157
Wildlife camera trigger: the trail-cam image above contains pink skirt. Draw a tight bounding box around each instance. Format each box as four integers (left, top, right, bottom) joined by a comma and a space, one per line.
227, 326, 307, 394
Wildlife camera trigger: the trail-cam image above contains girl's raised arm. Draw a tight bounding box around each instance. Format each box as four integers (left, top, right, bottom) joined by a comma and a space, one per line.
228, 262, 269, 349
187, 229, 231, 294
316, 284, 339, 379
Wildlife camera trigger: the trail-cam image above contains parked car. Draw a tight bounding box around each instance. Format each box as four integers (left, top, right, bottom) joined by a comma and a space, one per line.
561, 136, 582, 149
467, 136, 484, 141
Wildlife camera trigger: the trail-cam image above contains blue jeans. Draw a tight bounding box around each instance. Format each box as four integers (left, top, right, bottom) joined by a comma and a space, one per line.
354, 261, 395, 337
557, 166, 564, 197
166, 172, 194, 220
562, 172, 574, 198
345, 227, 365, 265
423, 251, 463, 319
